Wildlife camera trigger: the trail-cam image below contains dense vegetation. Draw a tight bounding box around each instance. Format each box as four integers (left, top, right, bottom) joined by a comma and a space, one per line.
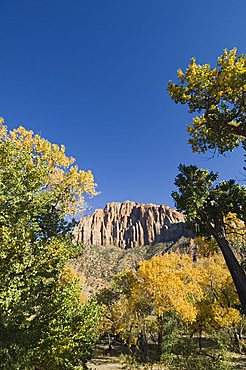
0, 48, 245, 369
168, 48, 246, 315
97, 251, 245, 369
74, 238, 192, 293
0, 121, 100, 369
172, 165, 246, 314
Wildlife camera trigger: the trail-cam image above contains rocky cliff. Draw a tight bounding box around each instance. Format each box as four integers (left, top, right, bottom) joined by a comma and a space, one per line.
74, 201, 190, 248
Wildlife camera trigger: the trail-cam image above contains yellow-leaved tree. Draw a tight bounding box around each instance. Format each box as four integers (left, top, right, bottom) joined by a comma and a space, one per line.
168, 48, 246, 154
99, 253, 243, 359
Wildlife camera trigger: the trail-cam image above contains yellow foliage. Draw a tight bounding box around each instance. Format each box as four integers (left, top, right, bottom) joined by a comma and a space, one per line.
168, 48, 246, 154
60, 264, 85, 285
194, 255, 241, 330
212, 305, 241, 327
138, 254, 204, 322
59, 264, 87, 303
0, 120, 98, 214
224, 212, 246, 245
102, 253, 243, 346
195, 236, 218, 257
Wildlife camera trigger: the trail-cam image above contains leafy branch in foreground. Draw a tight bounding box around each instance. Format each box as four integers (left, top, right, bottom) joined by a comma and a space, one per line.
168, 48, 246, 155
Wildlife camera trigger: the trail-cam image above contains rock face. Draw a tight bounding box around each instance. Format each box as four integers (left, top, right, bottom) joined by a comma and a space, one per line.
74, 201, 190, 249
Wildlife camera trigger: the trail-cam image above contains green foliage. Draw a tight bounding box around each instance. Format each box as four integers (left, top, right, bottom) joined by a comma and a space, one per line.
162, 47, 246, 370
163, 352, 229, 370
172, 164, 246, 234
0, 270, 101, 369
172, 164, 246, 314
168, 48, 246, 154
156, 313, 184, 359
0, 122, 100, 369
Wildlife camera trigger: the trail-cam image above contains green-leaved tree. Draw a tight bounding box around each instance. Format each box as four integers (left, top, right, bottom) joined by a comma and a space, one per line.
0, 120, 100, 369
172, 164, 246, 314
168, 49, 246, 314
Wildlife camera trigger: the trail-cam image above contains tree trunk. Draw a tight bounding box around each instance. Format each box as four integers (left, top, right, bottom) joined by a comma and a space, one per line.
210, 220, 246, 315
198, 328, 202, 351
157, 316, 164, 360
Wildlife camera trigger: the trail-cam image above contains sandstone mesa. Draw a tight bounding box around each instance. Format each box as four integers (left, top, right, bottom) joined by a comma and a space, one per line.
74, 201, 191, 248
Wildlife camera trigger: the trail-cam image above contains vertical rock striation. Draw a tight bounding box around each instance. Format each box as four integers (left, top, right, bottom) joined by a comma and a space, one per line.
74, 201, 190, 248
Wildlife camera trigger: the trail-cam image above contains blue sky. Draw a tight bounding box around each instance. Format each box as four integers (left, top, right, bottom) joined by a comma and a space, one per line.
0, 0, 245, 212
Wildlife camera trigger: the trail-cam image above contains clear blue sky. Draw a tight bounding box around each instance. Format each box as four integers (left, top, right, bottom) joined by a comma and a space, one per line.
0, 0, 245, 212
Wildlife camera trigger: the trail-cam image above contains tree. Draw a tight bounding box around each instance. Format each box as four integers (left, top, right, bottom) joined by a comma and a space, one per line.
172, 164, 246, 314
137, 254, 203, 323
168, 49, 246, 312
0, 120, 100, 369
99, 253, 242, 362
193, 256, 243, 352
99, 255, 203, 355
225, 213, 246, 269
168, 48, 246, 155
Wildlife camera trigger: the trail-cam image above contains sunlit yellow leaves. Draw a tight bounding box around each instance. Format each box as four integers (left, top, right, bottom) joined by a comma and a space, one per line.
168, 48, 246, 154
177, 69, 184, 79
196, 255, 232, 291
138, 254, 203, 323
224, 213, 246, 245
212, 305, 241, 327
195, 236, 218, 257
60, 264, 87, 304
0, 121, 97, 215
0, 119, 7, 138
101, 252, 243, 349
61, 264, 84, 285
193, 255, 241, 331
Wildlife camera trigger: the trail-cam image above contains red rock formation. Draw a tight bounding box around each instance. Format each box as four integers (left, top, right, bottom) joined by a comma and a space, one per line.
74, 201, 189, 248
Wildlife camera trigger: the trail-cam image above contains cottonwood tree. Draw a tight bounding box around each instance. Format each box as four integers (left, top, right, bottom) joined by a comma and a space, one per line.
193, 256, 243, 352
0, 120, 100, 369
99, 254, 242, 359
168, 49, 246, 313
172, 164, 246, 314
99, 255, 204, 352
168, 48, 246, 155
